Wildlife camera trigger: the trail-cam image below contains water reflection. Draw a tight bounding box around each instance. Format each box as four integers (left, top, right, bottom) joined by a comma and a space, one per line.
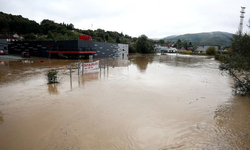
129, 54, 154, 72
0, 111, 3, 124
129, 53, 213, 72
214, 95, 250, 149
47, 83, 59, 95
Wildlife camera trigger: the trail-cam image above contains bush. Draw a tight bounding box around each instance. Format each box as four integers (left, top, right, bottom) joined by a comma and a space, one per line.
206, 46, 217, 55
46, 69, 59, 83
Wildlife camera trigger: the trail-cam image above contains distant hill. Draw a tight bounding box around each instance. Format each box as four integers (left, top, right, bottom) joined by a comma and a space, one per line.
0, 11, 134, 43
162, 31, 233, 46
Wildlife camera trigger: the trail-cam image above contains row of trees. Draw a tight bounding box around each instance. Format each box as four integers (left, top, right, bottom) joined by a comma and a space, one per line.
0, 12, 155, 53
219, 30, 250, 95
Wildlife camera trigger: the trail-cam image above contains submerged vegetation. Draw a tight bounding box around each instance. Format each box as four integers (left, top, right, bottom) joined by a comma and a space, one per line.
46, 69, 59, 84
219, 30, 250, 95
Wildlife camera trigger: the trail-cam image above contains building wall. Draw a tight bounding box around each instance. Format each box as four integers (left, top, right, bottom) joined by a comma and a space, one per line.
8, 40, 129, 59
118, 44, 129, 59
0, 39, 8, 54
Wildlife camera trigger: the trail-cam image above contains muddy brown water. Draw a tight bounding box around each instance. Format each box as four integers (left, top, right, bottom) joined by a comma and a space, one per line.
0, 54, 250, 150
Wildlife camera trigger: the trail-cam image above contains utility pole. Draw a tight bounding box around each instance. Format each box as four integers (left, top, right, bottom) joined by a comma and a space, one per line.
239, 6, 246, 33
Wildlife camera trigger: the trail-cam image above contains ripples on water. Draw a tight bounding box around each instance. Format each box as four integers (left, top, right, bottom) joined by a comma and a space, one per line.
0, 54, 250, 149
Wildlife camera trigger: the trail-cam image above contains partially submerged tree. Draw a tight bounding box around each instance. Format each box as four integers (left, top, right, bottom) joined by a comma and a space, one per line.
219, 31, 250, 95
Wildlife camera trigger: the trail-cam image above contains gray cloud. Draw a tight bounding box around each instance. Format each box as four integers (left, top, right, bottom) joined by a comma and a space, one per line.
1, 0, 249, 38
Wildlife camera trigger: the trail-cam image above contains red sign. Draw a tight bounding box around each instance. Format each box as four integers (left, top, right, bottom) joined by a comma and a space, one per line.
79, 34, 92, 41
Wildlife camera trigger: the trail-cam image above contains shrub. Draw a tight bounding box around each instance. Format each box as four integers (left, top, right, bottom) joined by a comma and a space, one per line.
206, 46, 217, 55
46, 69, 59, 83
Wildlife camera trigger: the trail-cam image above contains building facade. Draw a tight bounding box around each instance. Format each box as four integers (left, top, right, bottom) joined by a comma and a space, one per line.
8, 40, 129, 59
0, 39, 8, 54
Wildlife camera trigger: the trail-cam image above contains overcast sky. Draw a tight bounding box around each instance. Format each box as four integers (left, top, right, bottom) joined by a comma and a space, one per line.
1, 0, 250, 39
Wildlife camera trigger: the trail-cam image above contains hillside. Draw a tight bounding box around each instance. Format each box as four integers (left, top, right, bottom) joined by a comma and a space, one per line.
162, 31, 233, 46
0, 11, 135, 43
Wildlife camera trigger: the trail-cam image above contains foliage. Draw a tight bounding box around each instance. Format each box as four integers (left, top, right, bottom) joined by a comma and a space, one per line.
0, 12, 40, 34
163, 31, 233, 46
135, 35, 154, 53
0, 12, 133, 44
46, 69, 59, 84
219, 32, 250, 95
24, 33, 37, 41
158, 39, 165, 45
206, 46, 217, 55
129, 44, 136, 53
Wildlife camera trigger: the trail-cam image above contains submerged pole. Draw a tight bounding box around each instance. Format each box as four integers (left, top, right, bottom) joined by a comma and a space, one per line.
78, 63, 80, 75
70, 63, 72, 78
107, 59, 109, 69
99, 60, 102, 71
82, 62, 84, 75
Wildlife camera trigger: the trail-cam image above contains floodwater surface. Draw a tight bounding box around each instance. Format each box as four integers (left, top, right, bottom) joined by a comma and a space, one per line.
0, 54, 250, 150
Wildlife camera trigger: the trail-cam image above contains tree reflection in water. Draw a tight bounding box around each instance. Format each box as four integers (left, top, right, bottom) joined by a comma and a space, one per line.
0, 111, 3, 124
130, 55, 154, 72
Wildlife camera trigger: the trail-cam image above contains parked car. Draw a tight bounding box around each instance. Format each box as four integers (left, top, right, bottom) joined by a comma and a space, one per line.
0, 50, 5, 55
21, 52, 30, 58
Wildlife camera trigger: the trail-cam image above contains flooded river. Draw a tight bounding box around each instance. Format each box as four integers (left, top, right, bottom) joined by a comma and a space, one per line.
0, 54, 250, 150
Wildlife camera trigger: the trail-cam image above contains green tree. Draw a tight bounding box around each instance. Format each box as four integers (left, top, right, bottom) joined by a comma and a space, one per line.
105, 34, 109, 41
159, 39, 165, 45
116, 37, 120, 43
129, 44, 136, 53
24, 33, 37, 41
176, 39, 181, 49
135, 34, 154, 53
220, 31, 250, 95
206, 46, 217, 55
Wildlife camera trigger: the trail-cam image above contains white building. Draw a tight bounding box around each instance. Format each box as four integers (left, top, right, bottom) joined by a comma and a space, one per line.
117, 44, 129, 59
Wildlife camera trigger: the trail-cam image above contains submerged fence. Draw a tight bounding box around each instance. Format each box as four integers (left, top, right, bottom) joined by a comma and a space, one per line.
69, 59, 115, 77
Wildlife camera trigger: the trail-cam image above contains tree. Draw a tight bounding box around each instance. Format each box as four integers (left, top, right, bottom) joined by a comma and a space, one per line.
189, 42, 193, 47
116, 37, 120, 43
158, 39, 165, 45
135, 34, 154, 53
176, 39, 181, 49
24, 33, 37, 41
129, 44, 136, 53
105, 34, 109, 41
219, 31, 250, 95
206, 46, 216, 55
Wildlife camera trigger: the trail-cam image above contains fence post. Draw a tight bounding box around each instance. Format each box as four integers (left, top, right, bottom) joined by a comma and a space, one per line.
99, 59, 102, 71
70, 63, 72, 78
78, 63, 80, 75
107, 59, 109, 69
82, 62, 84, 75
